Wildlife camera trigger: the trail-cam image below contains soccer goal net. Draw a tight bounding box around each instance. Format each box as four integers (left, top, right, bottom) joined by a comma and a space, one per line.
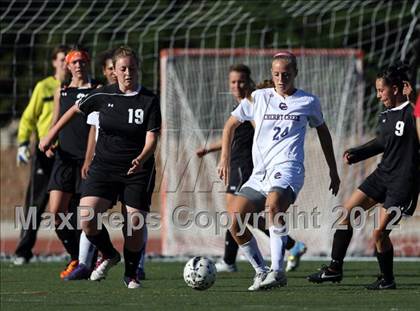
159, 48, 418, 257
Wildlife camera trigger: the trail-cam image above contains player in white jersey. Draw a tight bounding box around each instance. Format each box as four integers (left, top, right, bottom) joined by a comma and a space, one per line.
218, 52, 340, 291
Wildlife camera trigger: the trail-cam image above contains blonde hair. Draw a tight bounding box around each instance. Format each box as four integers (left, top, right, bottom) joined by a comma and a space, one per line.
272, 51, 298, 72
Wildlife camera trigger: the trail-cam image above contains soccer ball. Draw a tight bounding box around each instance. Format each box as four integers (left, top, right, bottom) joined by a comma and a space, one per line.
183, 256, 216, 290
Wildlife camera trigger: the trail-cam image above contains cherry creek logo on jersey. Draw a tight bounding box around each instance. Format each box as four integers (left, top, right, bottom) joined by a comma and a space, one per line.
279, 102, 288, 110
263, 114, 300, 121
274, 172, 282, 179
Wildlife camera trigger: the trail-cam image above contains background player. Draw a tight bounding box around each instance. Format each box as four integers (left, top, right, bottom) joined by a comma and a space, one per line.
218, 52, 340, 291
196, 65, 306, 273
14, 45, 69, 265
47, 47, 96, 279
39, 46, 161, 289
307, 64, 419, 290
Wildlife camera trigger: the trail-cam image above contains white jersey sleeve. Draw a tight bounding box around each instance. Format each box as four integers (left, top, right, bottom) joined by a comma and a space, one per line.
231, 97, 254, 122
87, 111, 99, 127
308, 97, 324, 128
86, 111, 100, 142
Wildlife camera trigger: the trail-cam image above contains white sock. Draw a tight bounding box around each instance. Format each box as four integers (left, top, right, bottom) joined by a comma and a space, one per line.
239, 236, 266, 273
269, 225, 288, 272
137, 226, 148, 270
79, 231, 96, 267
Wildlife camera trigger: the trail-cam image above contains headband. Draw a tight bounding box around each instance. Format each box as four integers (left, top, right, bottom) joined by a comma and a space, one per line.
65, 50, 90, 64
273, 51, 296, 59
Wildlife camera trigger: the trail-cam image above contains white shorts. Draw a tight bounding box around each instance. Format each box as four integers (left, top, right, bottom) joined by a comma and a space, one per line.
237, 162, 305, 207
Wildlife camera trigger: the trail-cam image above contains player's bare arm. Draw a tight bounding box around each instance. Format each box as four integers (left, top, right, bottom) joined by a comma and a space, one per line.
39, 104, 81, 152
81, 125, 97, 179
128, 131, 159, 175
315, 122, 340, 195
196, 140, 222, 157
218, 115, 240, 185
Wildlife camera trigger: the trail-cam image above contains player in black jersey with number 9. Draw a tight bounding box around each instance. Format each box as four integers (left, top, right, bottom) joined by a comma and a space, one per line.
308, 63, 419, 290
40, 46, 161, 289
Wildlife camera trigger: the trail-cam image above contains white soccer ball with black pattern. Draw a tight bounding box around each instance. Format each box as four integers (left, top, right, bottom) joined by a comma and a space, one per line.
183, 256, 216, 290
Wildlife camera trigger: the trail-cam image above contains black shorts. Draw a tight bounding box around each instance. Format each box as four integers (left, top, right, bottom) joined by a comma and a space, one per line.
48, 157, 84, 194
226, 164, 253, 194
359, 169, 419, 216
81, 163, 155, 212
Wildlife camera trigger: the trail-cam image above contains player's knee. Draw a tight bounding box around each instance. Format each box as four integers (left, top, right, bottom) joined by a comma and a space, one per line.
267, 203, 282, 217
81, 219, 96, 235
126, 210, 145, 228
372, 229, 387, 244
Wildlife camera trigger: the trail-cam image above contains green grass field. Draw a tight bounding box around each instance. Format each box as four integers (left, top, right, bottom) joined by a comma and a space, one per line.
1, 261, 419, 310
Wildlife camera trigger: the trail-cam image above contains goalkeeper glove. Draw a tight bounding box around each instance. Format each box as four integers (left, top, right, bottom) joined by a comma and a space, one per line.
17, 142, 31, 166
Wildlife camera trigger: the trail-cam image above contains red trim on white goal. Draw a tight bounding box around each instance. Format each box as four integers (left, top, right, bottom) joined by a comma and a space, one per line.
160, 48, 364, 59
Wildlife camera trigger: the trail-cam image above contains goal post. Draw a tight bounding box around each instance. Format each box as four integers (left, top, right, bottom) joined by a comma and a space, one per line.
159, 48, 383, 257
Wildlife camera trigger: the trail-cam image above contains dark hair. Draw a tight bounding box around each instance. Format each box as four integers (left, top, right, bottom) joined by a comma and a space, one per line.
99, 49, 115, 69
51, 45, 69, 60
229, 64, 256, 97
112, 46, 139, 67
229, 64, 251, 78
376, 62, 410, 92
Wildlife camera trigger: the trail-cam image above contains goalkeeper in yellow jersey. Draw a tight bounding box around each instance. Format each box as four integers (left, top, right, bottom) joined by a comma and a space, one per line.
14, 45, 69, 265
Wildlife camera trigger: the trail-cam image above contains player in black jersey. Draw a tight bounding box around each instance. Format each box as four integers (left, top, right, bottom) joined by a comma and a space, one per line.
308, 64, 419, 290
46, 48, 97, 279
40, 46, 161, 289
65, 49, 117, 281
197, 65, 306, 273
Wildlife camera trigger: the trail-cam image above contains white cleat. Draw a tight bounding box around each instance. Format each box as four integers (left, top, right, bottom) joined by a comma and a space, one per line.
215, 259, 238, 273
248, 269, 269, 291
13, 256, 28, 266
259, 270, 287, 289
124, 277, 141, 289
90, 253, 121, 281
285, 241, 307, 272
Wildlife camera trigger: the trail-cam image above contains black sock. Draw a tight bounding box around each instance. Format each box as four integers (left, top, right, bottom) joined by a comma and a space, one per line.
223, 230, 239, 265
376, 246, 394, 282
86, 228, 118, 259
55, 224, 80, 260
124, 248, 141, 278
285, 235, 295, 250
330, 227, 353, 270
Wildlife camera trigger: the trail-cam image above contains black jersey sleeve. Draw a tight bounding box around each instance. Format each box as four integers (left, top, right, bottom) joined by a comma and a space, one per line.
77, 88, 102, 115
146, 96, 161, 132
345, 137, 384, 164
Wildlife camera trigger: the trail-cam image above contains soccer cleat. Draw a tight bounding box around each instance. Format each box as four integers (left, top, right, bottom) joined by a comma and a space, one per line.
215, 259, 238, 273
137, 268, 146, 280
60, 260, 79, 279
248, 269, 269, 291
285, 241, 307, 272
64, 263, 91, 280
366, 275, 396, 290
90, 253, 121, 281
123, 276, 141, 289
307, 265, 343, 283
13, 256, 29, 266
260, 270, 287, 289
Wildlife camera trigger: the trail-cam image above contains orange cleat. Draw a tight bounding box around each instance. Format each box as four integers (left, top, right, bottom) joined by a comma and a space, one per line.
60, 260, 79, 279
